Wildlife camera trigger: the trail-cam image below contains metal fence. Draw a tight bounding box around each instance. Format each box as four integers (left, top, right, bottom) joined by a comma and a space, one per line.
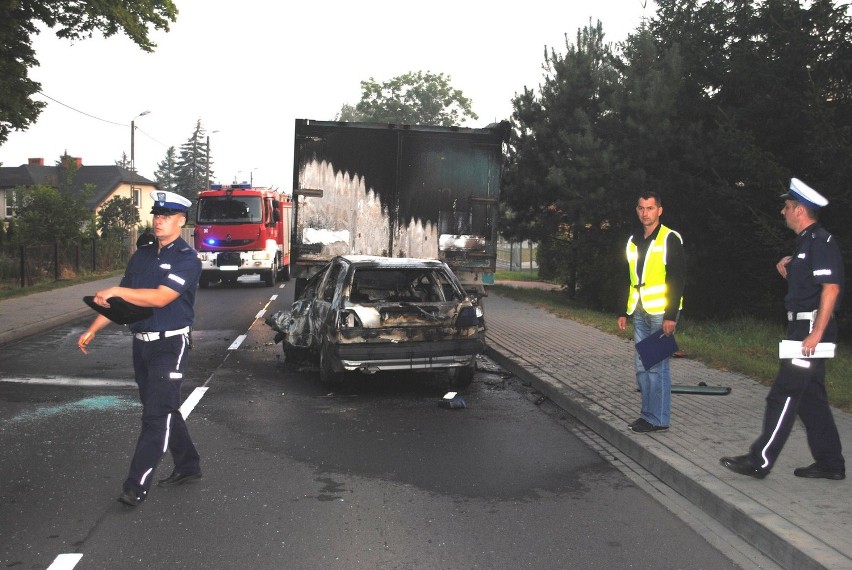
0, 238, 131, 290
496, 239, 538, 271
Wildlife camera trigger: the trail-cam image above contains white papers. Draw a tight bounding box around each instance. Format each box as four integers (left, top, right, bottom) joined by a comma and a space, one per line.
778, 341, 836, 359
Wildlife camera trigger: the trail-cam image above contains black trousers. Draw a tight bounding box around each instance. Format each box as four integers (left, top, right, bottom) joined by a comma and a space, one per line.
748, 319, 845, 473
124, 334, 200, 495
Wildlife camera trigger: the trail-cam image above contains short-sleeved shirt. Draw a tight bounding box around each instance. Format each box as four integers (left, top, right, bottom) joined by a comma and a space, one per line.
785, 223, 844, 313
121, 236, 201, 333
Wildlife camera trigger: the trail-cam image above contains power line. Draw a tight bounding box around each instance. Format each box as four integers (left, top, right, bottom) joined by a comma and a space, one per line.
36, 90, 168, 148
36, 90, 127, 127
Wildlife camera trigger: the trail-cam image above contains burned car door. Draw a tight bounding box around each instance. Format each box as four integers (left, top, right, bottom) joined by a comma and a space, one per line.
282, 265, 327, 350
309, 258, 348, 346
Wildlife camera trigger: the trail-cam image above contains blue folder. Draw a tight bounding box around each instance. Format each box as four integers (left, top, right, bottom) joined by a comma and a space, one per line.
635, 329, 679, 369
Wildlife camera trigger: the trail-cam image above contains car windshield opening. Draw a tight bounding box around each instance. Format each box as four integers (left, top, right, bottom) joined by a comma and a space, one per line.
349, 268, 462, 303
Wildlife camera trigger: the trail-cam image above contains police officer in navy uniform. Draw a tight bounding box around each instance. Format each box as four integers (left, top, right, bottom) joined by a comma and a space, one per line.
721, 178, 846, 480
78, 191, 204, 506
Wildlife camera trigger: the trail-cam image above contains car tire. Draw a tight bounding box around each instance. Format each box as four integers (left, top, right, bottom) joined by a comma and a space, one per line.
446, 364, 474, 388
319, 343, 344, 386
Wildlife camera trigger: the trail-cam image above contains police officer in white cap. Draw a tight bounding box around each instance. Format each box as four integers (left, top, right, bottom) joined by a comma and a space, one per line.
721, 178, 845, 480
78, 190, 204, 506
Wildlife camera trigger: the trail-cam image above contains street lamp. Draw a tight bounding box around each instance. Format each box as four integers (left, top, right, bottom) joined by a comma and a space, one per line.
206, 130, 219, 190
130, 111, 150, 212
130, 110, 150, 174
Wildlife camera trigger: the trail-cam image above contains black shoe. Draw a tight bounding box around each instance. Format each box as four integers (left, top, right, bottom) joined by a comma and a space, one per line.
157, 471, 202, 487
793, 463, 845, 480
117, 489, 145, 507
629, 418, 669, 433
627, 417, 644, 429
720, 455, 767, 479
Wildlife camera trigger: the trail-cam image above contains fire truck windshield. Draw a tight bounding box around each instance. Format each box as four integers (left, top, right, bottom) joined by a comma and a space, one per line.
198, 196, 263, 224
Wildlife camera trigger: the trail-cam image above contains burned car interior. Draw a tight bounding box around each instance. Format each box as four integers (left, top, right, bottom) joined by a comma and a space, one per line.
348, 269, 464, 304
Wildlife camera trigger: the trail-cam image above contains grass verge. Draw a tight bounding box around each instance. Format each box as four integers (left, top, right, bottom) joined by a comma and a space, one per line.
491, 284, 852, 412
0, 270, 124, 302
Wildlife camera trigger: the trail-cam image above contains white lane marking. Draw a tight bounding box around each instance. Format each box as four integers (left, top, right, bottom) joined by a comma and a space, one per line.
270, 294, 278, 300
178, 387, 209, 418
0, 377, 136, 388
278, 283, 286, 288
228, 334, 246, 350
47, 553, 83, 569
255, 309, 266, 319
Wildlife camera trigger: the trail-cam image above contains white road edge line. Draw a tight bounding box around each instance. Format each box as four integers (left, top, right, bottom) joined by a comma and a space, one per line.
228, 334, 246, 350
179, 386, 209, 418
47, 553, 83, 569
270, 294, 278, 300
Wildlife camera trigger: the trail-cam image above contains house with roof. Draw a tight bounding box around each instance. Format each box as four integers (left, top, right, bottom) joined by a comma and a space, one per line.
0, 157, 159, 224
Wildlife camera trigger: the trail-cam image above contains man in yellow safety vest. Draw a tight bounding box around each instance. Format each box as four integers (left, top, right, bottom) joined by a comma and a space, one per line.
617, 191, 686, 433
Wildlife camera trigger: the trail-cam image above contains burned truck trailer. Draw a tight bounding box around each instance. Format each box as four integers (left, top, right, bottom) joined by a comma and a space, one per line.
291, 118, 509, 298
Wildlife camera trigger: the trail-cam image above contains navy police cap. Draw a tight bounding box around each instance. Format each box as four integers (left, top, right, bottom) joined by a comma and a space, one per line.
151, 190, 192, 214
780, 178, 828, 210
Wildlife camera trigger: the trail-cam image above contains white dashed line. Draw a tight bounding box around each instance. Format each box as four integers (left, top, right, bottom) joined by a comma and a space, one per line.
228, 334, 246, 350
47, 553, 83, 569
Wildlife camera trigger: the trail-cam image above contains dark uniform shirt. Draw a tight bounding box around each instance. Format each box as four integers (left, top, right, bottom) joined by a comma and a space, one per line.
785, 223, 844, 313
620, 224, 686, 321
120, 236, 201, 333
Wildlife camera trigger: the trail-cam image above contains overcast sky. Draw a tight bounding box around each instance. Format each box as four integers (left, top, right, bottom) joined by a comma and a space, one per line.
0, 0, 656, 193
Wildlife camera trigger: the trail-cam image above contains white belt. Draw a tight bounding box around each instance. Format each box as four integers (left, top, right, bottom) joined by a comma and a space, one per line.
134, 326, 190, 341
787, 310, 817, 321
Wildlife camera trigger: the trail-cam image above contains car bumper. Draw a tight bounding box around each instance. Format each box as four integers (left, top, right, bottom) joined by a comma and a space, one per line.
332, 338, 485, 373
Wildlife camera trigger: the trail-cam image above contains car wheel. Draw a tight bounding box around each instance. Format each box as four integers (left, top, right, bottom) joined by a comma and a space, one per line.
319, 343, 344, 385
446, 364, 474, 388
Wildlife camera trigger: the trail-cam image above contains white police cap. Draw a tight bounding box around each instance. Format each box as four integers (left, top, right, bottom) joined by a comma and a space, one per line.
150, 190, 192, 214
781, 178, 828, 210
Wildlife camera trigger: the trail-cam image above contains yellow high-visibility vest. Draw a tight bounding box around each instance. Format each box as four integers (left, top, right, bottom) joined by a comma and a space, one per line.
626, 225, 683, 315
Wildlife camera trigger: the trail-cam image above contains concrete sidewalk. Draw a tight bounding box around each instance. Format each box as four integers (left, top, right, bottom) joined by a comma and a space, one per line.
484, 291, 850, 570
0, 276, 121, 347
0, 279, 849, 569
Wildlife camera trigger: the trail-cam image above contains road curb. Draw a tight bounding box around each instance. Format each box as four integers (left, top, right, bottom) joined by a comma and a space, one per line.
485, 344, 847, 570
0, 308, 91, 348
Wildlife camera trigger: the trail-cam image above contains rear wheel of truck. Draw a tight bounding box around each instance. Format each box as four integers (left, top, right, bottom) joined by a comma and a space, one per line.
446, 363, 474, 388
319, 343, 344, 386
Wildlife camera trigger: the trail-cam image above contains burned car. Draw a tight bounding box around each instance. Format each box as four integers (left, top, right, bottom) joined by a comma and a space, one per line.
267, 255, 485, 387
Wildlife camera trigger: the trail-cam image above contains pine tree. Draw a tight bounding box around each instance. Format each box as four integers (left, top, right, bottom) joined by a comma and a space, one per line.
173, 120, 212, 199
155, 146, 178, 193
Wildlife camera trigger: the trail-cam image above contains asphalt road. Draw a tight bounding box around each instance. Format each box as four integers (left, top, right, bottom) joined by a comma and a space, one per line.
1, 275, 743, 569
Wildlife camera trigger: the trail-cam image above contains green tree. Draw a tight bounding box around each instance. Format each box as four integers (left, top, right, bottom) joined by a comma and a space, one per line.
97, 196, 140, 239
335, 71, 478, 126
174, 120, 211, 199
0, 1, 177, 147
15, 185, 87, 244
154, 146, 178, 193
649, 0, 852, 321
116, 152, 130, 169
504, 22, 623, 303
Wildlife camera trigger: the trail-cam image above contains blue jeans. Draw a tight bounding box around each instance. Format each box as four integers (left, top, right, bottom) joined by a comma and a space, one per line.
633, 307, 672, 427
